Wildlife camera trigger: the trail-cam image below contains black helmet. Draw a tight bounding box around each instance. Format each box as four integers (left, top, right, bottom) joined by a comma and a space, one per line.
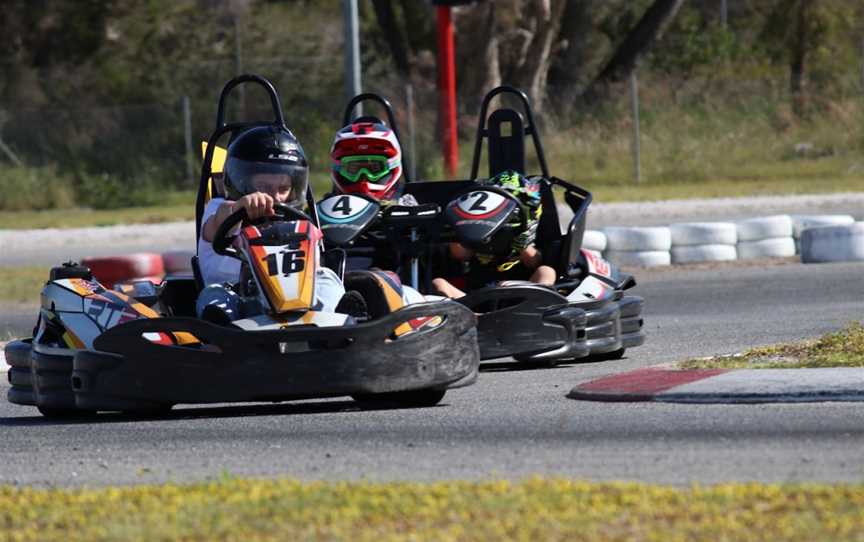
224, 125, 309, 208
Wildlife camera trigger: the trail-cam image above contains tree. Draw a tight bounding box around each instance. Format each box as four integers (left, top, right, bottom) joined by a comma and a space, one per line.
580, 0, 686, 107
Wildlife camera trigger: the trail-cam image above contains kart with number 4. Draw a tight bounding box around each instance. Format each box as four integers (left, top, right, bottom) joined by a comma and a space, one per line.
317, 87, 645, 366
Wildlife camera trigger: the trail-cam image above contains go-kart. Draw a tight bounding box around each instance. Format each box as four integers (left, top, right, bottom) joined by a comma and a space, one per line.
4, 75, 479, 418
317, 87, 645, 366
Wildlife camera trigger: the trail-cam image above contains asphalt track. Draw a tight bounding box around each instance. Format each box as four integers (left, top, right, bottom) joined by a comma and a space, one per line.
1, 259, 863, 487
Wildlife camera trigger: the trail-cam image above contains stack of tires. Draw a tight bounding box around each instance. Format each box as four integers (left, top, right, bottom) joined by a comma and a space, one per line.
602, 226, 671, 267
669, 222, 738, 264
800, 222, 864, 263
582, 230, 607, 255
735, 215, 796, 260
792, 215, 855, 254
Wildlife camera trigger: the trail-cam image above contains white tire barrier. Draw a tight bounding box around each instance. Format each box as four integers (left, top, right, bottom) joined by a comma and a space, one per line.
800, 223, 864, 263
602, 226, 671, 252
791, 214, 855, 238
604, 250, 671, 268
671, 244, 737, 264
582, 230, 607, 252
736, 237, 796, 260
162, 250, 195, 274
736, 215, 793, 241
670, 222, 737, 246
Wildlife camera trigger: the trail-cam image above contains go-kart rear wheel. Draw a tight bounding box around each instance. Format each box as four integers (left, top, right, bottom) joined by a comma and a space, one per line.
593, 348, 626, 361
512, 354, 560, 368
352, 388, 446, 408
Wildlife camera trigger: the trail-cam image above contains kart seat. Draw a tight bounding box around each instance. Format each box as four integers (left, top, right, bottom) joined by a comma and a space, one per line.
343, 269, 407, 319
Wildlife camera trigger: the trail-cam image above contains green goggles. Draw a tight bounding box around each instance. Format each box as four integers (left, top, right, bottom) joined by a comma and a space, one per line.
335, 155, 392, 183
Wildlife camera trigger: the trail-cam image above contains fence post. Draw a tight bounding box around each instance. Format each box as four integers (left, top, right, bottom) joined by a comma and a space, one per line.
182, 96, 194, 185
629, 71, 642, 184
406, 84, 417, 181
343, 0, 362, 116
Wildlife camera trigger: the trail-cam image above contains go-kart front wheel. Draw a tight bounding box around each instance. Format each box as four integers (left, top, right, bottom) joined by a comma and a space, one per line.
352, 388, 446, 408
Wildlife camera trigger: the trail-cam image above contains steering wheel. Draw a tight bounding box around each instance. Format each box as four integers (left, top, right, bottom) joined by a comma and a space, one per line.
212, 203, 312, 258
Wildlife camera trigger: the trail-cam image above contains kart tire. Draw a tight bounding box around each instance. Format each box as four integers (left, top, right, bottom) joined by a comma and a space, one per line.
670, 222, 737, 246
792, 214, 855, 239
582, 230, 607, 252
4, 339, 32, 366
595, 347, 626, 361
512, 354, 559, 368
31, 350, 94, 416
352, 388, 446, 408
603, 227, 671, 252
800, 222, 864, 263
736, 215, 793, 242
5, 339, 36, 406
736, 237, 796, 260
671, 244, 737, 264
604, 250, 671, 268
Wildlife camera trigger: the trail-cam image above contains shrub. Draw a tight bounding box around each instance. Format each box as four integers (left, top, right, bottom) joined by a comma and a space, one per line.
0, 166, 77, 211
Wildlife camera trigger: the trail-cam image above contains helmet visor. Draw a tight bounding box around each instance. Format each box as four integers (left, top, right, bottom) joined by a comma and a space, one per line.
335, 155, 392, 183
226, 159, 309, 203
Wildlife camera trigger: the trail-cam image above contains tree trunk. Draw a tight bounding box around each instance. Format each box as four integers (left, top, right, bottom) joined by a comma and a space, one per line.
548, 0, 596, 110
455, 1, 501, 113
580, 0, 685, 107
511, 0, 567, 114
789, 0, 809, 117
371, 0, 413, 79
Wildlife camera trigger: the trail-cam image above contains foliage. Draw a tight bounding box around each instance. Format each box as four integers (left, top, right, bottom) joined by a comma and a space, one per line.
0, 166, 76, 211
678, 322, 864, 369
0, 267, 50, 305
0, 0, 863, 210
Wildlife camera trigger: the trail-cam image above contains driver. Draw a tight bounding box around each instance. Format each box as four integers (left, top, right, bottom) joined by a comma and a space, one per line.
431, 170, 556, 298
196, 125, 345, 321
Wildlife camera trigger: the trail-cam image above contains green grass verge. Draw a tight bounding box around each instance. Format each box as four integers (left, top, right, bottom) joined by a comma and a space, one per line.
0, 191, 195, 230
0, 267, 50, 304
678, 322, 864, 369
1, 478, 863, 541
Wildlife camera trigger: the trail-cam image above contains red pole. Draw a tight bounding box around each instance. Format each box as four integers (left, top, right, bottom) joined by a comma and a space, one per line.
436, 5, 458, 177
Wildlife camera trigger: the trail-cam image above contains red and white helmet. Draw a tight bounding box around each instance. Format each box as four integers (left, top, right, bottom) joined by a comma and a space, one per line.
330, 120, 403, 201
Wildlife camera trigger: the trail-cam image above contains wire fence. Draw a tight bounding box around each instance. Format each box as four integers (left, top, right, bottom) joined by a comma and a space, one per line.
1, 60, 862, 207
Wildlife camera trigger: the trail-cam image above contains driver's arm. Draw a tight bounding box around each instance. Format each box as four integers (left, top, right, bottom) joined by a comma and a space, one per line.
202, 193, 275, 242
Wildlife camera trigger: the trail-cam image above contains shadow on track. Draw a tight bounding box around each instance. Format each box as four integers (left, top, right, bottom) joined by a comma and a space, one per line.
0, 397, 452, 427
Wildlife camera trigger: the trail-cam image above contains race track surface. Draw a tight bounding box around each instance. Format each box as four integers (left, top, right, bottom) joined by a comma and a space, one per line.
1, 261, 863, 486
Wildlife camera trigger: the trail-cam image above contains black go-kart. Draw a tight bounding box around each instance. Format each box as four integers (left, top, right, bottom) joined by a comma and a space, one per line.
317, 86, 645, 366
4, 75, 480, 418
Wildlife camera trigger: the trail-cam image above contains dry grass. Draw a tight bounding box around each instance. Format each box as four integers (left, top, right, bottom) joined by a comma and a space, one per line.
1, 478, 864, 541
678, 322, 864, 369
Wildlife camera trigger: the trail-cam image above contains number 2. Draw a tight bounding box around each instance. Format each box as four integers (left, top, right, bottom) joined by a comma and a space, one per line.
468, 192, 489, 212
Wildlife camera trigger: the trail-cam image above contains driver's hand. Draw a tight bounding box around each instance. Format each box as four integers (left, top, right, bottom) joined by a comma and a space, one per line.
238, 192, 275, 220
519, 245, 543, 269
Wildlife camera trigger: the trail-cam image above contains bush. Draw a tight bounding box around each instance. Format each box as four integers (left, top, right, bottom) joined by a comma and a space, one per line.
73, 171, 163, 210
0, 166, 77, 211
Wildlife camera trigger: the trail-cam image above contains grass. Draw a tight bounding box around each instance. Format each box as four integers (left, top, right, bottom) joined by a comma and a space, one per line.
0, 267, 50, 304
1, 478, 863, 541
678, 322, 864, 369
3, 92, 863, 230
